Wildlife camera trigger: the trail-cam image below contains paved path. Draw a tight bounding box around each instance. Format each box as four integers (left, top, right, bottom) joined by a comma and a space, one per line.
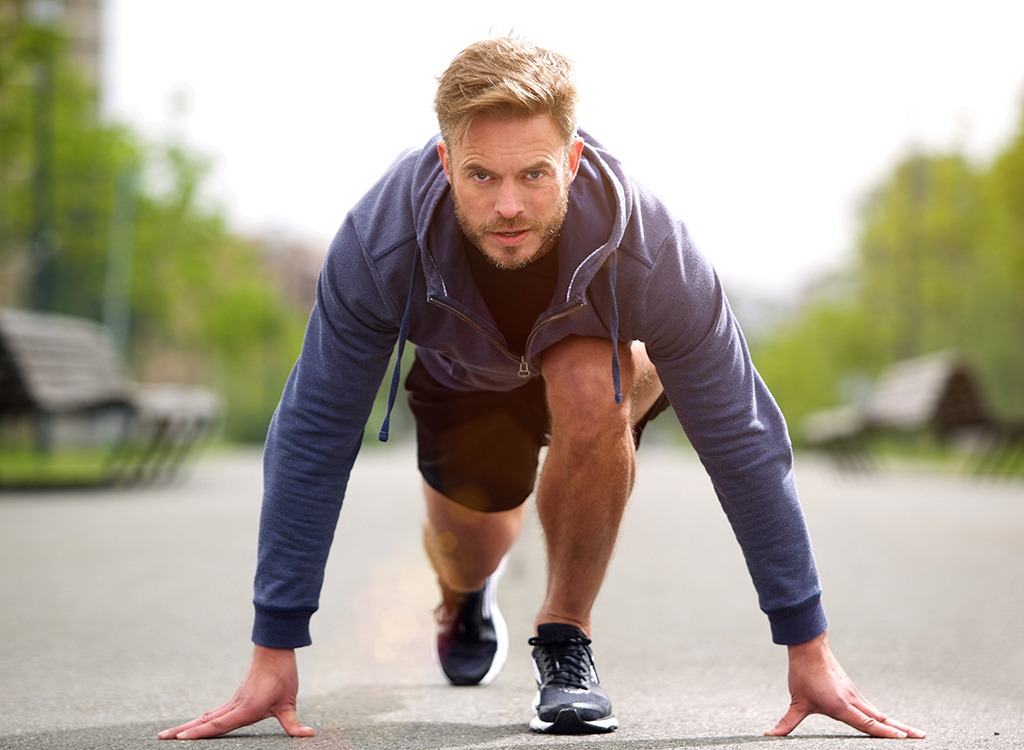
1, 442, 1022, 749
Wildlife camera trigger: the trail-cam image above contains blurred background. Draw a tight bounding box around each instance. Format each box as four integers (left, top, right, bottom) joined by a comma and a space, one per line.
1, 0, 1022, 460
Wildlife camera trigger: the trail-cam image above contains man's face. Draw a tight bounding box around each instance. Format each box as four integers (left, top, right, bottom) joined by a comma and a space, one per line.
438, 115, 583, 270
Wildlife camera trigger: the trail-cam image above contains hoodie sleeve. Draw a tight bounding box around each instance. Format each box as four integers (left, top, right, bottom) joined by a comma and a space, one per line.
637, 221, 828, 645
251, 216, 405, 649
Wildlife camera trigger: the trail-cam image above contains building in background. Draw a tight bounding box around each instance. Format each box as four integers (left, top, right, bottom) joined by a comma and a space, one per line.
60, 0, 102, 93
15, 0, 103, 93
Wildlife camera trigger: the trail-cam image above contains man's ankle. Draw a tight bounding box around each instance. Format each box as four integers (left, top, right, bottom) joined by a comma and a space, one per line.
534, 614, 591, 636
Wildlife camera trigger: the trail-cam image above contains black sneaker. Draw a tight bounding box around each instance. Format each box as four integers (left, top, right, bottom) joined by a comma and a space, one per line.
435, 567, 507, 686
528, 622, 618, 734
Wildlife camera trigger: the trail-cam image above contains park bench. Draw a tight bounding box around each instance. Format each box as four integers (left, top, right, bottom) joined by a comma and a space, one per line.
802, 350, 1023, 474
0, 307, 221, 487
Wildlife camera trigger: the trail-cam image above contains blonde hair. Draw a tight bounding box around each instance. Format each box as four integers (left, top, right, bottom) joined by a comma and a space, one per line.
434, 37, 579, 150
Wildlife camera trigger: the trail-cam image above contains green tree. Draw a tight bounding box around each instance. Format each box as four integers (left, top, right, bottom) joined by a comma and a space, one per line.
969, 101, 1024, 413
855, 151, 984, 358
127, 140, 308, 442
752, 275, 880, 430
753, 98, 1024, 445
0, 6, 309, 442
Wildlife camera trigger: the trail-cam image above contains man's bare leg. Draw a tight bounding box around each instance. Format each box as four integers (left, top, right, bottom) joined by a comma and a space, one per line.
534, 338, 663, 635
423, 486, 523, 685
527, 337, 662, 734
422, 484, 524, 606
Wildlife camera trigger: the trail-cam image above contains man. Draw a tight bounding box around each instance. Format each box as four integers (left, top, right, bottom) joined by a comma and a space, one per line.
160, 38, 924, 740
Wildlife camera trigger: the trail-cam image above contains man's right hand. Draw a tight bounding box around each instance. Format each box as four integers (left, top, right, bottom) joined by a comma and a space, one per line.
158, 645, 315, 740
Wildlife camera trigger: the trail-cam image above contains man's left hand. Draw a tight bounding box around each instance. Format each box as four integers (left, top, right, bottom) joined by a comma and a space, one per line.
765, 631, 926, 739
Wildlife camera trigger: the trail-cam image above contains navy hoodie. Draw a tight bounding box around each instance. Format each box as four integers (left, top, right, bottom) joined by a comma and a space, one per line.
253, 130, 828, 649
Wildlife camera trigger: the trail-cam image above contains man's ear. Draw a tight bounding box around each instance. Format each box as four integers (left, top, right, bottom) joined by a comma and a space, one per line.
437, 140, 451, 183
567, 137, 584, 182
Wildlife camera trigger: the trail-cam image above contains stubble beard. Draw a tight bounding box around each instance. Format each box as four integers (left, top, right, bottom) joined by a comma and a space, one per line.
453, 188, 569, 271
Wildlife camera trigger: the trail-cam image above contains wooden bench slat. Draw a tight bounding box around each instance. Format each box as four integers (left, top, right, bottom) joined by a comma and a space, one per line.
0, 308, 221, 487
802, 350, 1020, 474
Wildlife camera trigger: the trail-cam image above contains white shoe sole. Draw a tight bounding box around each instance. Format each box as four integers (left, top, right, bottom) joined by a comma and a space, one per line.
477, 556, 508, 686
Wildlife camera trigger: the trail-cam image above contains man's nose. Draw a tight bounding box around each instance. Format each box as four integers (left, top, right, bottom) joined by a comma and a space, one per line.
494, 181, 525, 218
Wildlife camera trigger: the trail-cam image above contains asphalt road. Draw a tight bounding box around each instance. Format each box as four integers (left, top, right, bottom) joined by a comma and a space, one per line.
1, 441, 1022, 749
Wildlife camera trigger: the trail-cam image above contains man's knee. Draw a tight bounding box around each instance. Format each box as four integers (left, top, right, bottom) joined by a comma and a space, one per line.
540, 337, 632, 428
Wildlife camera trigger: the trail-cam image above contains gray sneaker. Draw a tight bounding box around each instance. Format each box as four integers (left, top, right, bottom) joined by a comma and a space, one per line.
528, 622, 618, 733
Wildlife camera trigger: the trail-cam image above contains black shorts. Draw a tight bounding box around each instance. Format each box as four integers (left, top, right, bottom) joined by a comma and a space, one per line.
406, 357, 670, 513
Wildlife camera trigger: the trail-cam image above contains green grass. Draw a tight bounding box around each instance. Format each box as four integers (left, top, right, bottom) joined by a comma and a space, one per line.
803, 430, 1024, 478
0, 446, 119, 488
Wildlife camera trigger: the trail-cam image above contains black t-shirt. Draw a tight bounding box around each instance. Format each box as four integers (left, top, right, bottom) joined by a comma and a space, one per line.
463, 237, 560, 355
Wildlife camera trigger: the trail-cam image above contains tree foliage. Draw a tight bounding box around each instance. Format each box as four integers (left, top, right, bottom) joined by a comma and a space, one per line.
753, 100, 1024, 442
0, 7, 308, 442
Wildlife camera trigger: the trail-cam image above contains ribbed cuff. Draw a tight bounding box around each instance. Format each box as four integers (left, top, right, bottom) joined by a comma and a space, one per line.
766, 595, 828, 645
252, 604, 315, 649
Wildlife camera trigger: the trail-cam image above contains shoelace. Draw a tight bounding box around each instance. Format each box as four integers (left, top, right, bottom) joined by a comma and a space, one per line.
528, 634, 593, 688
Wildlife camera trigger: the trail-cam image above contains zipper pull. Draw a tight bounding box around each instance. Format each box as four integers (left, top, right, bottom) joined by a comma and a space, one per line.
518, 357, 531, 377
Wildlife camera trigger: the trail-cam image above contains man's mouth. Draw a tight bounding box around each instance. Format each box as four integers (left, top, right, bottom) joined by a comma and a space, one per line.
493, 229, 530, 243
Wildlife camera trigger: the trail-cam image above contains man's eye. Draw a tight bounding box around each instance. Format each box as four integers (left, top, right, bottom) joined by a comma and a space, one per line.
526, 171, 544, 180
471, 172, 490, 182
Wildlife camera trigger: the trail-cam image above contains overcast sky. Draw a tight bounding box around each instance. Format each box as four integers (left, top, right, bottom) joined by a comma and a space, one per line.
102, 1, 1024, 298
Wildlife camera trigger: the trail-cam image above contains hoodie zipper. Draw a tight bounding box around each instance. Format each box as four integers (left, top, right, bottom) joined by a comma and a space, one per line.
429, 296, 585, 377
521, 302, 587, 375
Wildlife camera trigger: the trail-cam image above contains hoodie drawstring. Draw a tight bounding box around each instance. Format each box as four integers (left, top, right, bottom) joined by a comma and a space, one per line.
608, 252, 623, 405
378, 255, 419, 442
